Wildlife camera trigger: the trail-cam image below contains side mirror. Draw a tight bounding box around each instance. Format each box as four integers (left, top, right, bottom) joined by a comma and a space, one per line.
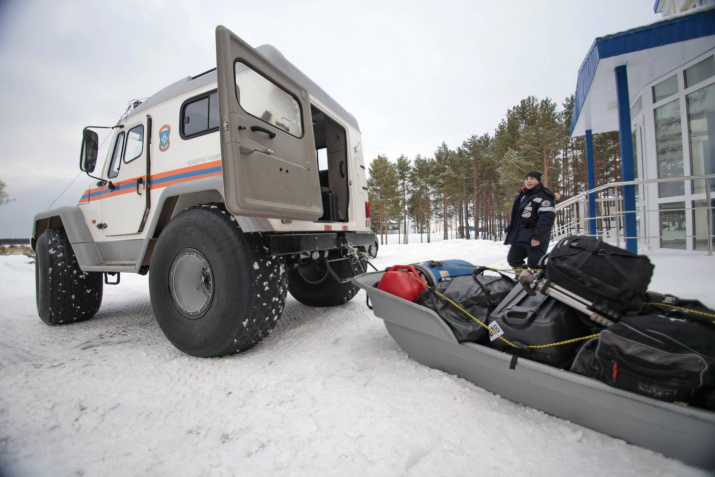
80, 128, 99, 173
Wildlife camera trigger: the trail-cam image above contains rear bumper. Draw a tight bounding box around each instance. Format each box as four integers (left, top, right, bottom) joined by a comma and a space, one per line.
267, 231, 376, 256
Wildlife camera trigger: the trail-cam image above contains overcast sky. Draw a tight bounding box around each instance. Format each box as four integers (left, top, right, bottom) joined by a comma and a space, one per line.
0, 0, 659, 238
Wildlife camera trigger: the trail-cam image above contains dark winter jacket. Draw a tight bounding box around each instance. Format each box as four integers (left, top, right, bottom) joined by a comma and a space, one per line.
504, 183, 556, 245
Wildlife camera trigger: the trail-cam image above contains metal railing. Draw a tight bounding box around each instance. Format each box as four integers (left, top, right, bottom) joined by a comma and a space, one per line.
553, 174, 715, 255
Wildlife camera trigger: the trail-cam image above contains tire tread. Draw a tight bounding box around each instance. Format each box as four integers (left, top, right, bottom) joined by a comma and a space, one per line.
36, 228, 103, 325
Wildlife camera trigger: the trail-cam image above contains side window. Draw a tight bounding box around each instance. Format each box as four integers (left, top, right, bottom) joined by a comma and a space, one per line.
181, 91, 219, 138
234, 61, 303, 137
108, 132, 125, 179
124, 125, 144, 163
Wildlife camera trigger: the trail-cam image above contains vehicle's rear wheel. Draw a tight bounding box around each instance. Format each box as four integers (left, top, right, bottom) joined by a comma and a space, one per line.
149, 204, 286, 357
368, 240, 379, 258
288, 256, 366, 307
35, 227, 103, 325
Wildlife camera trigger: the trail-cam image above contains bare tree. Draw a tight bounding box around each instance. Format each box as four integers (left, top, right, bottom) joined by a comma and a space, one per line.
0, 179, 13, 206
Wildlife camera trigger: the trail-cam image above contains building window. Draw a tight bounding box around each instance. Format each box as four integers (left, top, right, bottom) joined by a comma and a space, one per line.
652, 75, 678, 103
630, 96, 643, 118
686, 82, 715, 194
654, 99, 684, 197
659, 202, 686, 249
234, 61, 303, 138
631, 129, 639, 178
181, 91, 219, 138
685, 55, 715, 89
692, 198, 715, 250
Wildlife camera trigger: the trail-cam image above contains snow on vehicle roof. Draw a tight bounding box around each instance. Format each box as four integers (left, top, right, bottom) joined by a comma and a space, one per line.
127, 44, 360, 131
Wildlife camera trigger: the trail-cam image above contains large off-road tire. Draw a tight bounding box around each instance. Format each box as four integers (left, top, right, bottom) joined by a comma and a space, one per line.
288, 256, 366, 307
368, 240, 379, 258
35, 228, 103, 325
149, 204, 287, 357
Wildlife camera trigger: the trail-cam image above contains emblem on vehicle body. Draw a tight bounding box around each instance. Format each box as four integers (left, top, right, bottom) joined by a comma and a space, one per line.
159, 124, 171, 152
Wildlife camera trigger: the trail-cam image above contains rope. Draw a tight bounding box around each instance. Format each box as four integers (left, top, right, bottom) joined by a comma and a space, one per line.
404, 263, 542, 276
644, 291, 715, 323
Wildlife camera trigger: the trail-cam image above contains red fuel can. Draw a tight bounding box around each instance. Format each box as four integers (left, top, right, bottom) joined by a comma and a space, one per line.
377, 265, 427, 302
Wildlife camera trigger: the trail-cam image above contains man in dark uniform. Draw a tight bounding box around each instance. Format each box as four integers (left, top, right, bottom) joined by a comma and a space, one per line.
504, 170, 556, 269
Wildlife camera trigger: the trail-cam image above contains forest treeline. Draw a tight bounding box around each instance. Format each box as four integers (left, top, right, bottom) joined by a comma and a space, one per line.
367, 95, 622, 244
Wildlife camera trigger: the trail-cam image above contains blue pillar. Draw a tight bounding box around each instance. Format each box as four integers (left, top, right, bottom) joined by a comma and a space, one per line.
615, 65, 637, 253
586, 130, 597, 237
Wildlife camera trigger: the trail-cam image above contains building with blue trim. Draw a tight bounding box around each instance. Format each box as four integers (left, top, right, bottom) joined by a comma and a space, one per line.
570, 2, 715, 252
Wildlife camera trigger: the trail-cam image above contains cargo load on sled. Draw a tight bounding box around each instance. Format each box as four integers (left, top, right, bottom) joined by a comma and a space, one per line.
354, 236, 715, 469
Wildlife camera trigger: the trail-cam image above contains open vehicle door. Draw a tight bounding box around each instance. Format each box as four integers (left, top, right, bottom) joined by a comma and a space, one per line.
215, 26, 322, 221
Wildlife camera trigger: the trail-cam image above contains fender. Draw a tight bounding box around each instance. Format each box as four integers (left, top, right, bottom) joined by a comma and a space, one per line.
32, 206, 105, 268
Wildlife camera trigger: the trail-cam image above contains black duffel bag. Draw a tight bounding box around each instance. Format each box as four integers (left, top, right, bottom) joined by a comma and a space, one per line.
417, 269, 516, 343
544, 236, 654, 320
571, 315, 715, 409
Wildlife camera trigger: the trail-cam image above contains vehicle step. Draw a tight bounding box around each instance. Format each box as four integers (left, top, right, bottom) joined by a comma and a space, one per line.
81, 262, 137, 273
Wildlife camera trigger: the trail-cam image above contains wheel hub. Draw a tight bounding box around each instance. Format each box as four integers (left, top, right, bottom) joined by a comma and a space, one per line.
296, 260, 329, 284
169, 249, 214, 318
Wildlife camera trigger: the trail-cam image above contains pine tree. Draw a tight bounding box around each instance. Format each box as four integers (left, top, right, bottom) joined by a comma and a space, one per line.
409, 155, 434, 243
395, 155, 412, 244
367, 155, 400, 245
432, 143, 452, 240
518, 98, 564, 187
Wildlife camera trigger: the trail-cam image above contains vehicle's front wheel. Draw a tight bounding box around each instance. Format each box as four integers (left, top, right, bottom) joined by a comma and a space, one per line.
35, 227, 103, 325
288, 256, 366, 307
149, 205, 286, 357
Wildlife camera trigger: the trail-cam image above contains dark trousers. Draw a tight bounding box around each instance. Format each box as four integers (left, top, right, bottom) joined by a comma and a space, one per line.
507, 240, 549, 269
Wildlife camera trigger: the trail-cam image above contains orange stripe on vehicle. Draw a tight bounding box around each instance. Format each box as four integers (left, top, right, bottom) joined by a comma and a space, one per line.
77, 162, 222, 204
152, 170, 222, 190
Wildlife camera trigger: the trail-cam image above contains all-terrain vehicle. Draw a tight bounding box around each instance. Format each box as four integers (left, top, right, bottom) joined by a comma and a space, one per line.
32, 26, 375, 357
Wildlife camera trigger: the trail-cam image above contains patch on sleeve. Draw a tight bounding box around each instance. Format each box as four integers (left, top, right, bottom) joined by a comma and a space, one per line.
542, 200, 551, 207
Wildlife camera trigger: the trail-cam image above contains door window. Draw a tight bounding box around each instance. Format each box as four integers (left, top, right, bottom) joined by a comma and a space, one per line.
108, 132, 125, 178
124, 125, 144, 163
234, 61, 303, 137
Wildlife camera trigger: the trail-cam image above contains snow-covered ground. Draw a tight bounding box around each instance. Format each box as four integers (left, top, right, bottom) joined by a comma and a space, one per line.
0, 238, 713, 477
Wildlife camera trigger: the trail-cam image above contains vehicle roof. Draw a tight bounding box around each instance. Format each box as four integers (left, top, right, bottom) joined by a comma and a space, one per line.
127, 44, 360, 131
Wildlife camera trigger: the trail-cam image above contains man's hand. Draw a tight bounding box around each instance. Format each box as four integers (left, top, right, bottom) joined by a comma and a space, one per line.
531, 238, 541, 247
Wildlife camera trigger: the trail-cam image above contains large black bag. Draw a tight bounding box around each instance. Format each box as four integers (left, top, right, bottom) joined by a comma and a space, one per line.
417, 271, 516, 343
571, 315, 715, 409
544, 236, 654, 320
487, 285, 596, 368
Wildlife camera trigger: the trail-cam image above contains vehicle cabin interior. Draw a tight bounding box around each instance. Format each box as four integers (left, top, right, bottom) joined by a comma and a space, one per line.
312, 105, 349, 222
